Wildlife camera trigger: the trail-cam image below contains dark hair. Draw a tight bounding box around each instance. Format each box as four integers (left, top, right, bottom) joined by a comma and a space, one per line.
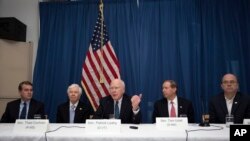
18, 81, 32, 91
163, 80, 178, 89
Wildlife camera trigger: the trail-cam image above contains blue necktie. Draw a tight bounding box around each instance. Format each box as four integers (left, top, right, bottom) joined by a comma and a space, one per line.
20, 102, 27, 119
115, 101, 120, 119
70, 105, 75, 123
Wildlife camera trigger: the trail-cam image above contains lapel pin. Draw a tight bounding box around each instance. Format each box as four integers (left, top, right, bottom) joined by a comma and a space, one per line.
234, 102, 238, 104
80, 108, 82, 110
180, 106, 182, 108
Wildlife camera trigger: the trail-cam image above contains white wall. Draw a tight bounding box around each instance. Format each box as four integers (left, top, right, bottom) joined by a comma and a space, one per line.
0, 0, 39, 77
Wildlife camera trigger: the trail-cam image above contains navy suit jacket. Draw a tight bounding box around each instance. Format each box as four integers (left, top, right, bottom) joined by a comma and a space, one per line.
93, 94, 141, 124
152, 97, 195, 123
1, 98, 45, 123
56, 101, 91, 123
209, 92, 250, 123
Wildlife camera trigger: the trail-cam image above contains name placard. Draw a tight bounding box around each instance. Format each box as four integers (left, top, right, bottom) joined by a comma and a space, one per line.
13, 119, 49, 134
243, 119, 250, 125
156, 117, 188, 130
85, 119, 121, 133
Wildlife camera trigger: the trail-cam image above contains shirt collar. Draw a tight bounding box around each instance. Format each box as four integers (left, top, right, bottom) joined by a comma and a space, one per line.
114, 96, 123, 104
21, 99, 30, 105
225, 95, 235, 102
70, 101, 79, 108
168, 96, 177, 104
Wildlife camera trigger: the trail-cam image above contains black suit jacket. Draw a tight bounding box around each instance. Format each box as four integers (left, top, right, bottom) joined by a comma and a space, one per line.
1, 98, 45, 123
93, 94, 141, 124
56, 101, 91, 123
209, 92, 250, 123
152, 97, 195, 123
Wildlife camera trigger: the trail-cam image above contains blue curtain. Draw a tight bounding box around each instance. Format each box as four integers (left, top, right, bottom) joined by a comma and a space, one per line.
34, 0, 250, 123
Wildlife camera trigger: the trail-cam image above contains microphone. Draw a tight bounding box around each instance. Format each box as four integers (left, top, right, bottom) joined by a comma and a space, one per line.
199, 99, 210, 127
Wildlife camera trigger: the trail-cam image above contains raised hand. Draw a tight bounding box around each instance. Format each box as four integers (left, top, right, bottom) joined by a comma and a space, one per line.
131, 94, 142, 111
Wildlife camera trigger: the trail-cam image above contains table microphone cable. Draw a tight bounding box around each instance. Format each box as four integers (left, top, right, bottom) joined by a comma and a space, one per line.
185, 125, 224, 141
45, 125, 85, 141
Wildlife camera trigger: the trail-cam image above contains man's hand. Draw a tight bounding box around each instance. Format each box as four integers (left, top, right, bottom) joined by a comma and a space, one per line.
131, 94, 142, 111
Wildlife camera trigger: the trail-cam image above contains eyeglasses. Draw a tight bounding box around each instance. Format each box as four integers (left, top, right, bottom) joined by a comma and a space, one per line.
222, 80, 237, 85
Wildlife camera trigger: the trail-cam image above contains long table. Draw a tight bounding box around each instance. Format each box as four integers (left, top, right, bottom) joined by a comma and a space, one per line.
0, 123, 229, 141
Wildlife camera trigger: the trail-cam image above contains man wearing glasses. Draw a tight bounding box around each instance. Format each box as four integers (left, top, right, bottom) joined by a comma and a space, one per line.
209, 73, 250, 123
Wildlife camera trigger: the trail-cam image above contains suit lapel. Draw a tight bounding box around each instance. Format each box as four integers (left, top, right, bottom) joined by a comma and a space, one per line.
65, 103, 70, 122
15, 100, 22, 119
219, 94, 229, 115
120, 96, 129, 119
106, 97, 114, 117
162, 99, 169, 117
74, 102, 84, 122
28, 99, 34, 119
177, 97, 183, 117
231, 93, 240, 115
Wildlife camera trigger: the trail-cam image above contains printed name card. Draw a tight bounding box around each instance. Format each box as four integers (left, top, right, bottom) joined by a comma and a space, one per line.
13, 119, 49, 134
85, 119, 121, 133
156, 117, 188, 130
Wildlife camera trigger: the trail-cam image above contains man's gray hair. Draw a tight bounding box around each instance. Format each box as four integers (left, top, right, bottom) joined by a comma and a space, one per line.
67, 84, 82, 95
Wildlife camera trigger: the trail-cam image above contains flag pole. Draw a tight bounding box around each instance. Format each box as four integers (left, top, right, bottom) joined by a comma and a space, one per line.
99, 0, 104, 83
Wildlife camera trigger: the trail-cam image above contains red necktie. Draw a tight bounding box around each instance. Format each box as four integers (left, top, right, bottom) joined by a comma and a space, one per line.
170, 101, 176, 117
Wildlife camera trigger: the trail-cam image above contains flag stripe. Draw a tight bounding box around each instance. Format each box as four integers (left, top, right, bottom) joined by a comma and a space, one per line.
90, 48, 112, 91
102, 47, 119, 79
83, 63, 103, 98
82, 69, 101, 104
103, 45, 120, 78
81, 79, 98, 109
87, 49, 110, 95
106, 42, 120, 70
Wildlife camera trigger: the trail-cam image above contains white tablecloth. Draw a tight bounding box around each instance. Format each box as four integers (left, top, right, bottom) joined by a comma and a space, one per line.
0, 123, 229, 141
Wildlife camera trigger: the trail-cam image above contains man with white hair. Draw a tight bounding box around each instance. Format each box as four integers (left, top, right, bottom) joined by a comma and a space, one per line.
56, 84, 92, 123
93, 79, 142, 124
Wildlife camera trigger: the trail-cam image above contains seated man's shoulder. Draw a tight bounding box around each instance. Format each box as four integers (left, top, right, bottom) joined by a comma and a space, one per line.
178, 97, 192, 103
31, 99, 45, 106
57, 101, 68, 108
101, 95, 112, 101
7, 99, 21, 106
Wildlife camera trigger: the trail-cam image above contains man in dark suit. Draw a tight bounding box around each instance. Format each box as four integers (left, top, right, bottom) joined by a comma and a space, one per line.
152, 80, 195, 123
1, 81, 45, 123
93, 79, 142, 124
209, 73, 250, 123
56, 84, 92, 123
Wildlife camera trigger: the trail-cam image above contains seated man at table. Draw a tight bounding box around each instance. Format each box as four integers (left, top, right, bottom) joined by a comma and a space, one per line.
152, 80, 195, 123
209, 73, 250, 123
1, 81, 45, 123
93, 79, 142, 124
56, 84, 92, 123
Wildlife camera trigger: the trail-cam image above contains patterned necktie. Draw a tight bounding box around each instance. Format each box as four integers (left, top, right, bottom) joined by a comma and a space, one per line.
170, 101, 176, 117
70, 105, 75, 123
20, 102, 27, 119
115, 101, 120, 119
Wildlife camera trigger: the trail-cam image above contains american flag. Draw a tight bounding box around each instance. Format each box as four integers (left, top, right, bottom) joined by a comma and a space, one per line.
81, 10, 120, 111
